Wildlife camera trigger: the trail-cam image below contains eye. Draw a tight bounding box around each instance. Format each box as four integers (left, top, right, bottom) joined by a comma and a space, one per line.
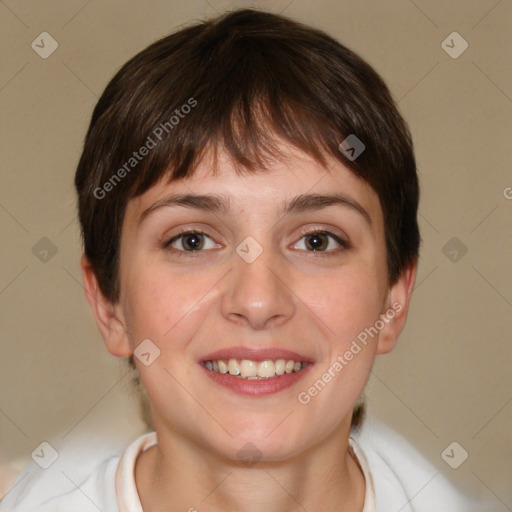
292, 230, 348, 253
165, 230, 220, 253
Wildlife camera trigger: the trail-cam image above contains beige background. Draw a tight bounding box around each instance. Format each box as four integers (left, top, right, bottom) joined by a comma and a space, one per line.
1, 0, 511, 508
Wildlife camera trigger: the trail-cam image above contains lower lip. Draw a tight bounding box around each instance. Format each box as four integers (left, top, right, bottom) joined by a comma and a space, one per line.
200, 364, 314, 396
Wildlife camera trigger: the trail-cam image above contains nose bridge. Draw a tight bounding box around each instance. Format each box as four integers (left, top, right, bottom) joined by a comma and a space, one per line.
221, 242, 295, 329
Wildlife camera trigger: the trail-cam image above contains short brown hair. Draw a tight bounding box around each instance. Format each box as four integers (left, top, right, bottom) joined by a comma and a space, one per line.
75, 9, 420, 430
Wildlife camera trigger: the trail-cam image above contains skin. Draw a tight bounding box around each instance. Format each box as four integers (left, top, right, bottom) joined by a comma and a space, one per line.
82, 141, 416, 511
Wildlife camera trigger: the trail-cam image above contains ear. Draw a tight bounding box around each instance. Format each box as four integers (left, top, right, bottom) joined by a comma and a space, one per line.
80, 255, 132, 358
376, 262, 417, 355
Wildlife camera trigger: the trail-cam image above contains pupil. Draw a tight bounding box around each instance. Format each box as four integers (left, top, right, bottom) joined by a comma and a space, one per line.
307, 233, 326, 251
185, 234, 202, 250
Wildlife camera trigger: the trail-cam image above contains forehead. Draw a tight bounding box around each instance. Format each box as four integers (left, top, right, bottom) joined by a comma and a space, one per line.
125, 143, 383, 228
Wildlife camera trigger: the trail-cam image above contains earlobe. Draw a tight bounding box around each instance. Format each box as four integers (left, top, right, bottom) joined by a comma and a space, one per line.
376, 262, 417, 355
80, 255, 132, 358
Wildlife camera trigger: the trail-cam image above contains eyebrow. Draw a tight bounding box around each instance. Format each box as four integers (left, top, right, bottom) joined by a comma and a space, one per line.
138, 192, 372, 226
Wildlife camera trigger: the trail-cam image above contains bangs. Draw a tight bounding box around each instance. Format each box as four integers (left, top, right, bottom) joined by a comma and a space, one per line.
120, 29, 362, 199
132, 97, 339, 196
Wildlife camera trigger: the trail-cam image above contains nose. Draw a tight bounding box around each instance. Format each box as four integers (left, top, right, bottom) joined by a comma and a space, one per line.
220, 249, 296, 330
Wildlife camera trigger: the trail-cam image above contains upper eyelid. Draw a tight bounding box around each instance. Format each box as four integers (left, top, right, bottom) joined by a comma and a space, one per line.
166, 226, 345, 241
296, 225, 348, 241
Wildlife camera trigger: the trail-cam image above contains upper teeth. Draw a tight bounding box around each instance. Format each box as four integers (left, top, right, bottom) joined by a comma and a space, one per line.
204, 359, 305, 379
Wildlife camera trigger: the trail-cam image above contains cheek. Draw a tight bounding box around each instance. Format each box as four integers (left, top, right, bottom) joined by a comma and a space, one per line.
293, 269, 384, 420
121, 260, 217, 345
302, 265, 386, 348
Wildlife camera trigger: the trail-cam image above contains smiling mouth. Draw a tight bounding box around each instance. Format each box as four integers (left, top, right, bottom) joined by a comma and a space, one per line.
202, 358, 309, 380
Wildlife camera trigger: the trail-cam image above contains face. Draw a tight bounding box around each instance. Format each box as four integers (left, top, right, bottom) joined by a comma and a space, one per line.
84, 142, 413, 462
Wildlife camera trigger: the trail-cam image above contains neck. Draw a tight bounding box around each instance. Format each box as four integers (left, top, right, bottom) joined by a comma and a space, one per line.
135, 426, 366, 512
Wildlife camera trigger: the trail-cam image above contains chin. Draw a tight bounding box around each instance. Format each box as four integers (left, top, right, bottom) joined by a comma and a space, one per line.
208, 424, 312, 464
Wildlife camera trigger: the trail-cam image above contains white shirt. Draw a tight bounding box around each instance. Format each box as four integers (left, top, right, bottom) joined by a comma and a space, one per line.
0, 416, 487, 511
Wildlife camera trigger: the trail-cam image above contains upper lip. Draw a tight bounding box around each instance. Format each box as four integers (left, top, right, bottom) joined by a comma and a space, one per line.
200, 346, 315, 363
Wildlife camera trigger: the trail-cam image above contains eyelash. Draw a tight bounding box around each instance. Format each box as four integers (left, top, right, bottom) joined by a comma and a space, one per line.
295, 227, 349, 255
164, 226, 349, 257
163, 229, 217, 257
